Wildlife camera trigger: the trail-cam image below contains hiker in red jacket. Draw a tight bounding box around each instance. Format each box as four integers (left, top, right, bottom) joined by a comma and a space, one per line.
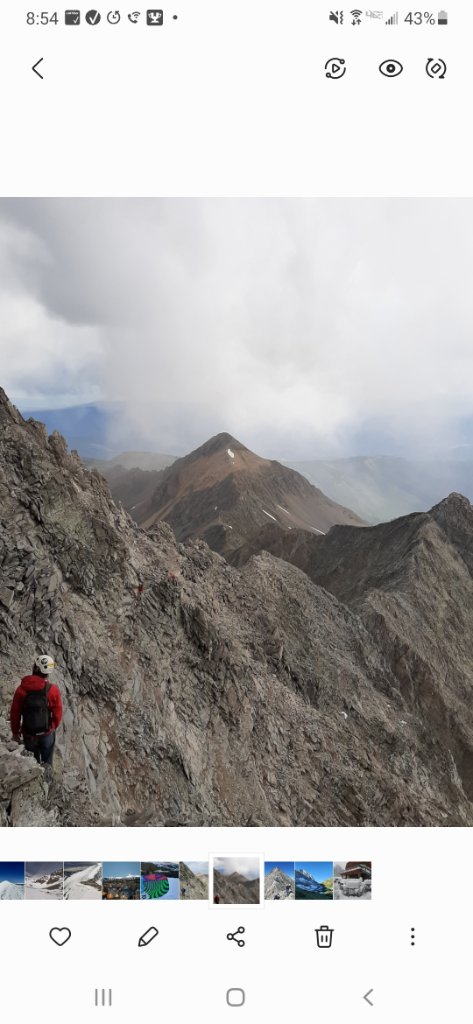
10, 654, 63, 767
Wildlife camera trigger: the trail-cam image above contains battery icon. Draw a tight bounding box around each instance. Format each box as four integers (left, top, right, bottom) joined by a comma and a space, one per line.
438, 10, 448, 24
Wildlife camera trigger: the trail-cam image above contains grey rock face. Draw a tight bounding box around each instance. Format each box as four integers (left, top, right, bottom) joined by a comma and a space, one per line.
0, 387, 472, 826
214, 871, 260, 905
0, 739, 57, 826
264, 867, 294, 900
179, 862, 208, 900
232, 495, 473, 820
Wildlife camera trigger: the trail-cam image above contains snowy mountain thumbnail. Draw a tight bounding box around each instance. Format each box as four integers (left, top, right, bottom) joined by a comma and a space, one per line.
64, 863, 102, 900
0, 881, 24, 900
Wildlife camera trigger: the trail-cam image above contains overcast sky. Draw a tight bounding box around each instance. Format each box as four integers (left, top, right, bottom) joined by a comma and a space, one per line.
214, 857, 260, 879
1, 198, 473, 458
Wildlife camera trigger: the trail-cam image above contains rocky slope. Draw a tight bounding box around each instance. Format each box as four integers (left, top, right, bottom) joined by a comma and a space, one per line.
90, 452, 177, 517
231, 496, 473, 809
179, 862, 208, 900
96, 464, 164, 517
1, 386, 473, 827
214, 871, 260, 904
107, 432, 365, 559
264, 867, 294, 900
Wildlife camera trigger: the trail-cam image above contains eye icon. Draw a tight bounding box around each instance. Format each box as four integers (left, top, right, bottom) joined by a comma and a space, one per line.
379, 59, 403, 77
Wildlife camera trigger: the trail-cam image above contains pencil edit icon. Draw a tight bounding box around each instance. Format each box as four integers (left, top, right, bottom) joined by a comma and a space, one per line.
138, 926, 159, 947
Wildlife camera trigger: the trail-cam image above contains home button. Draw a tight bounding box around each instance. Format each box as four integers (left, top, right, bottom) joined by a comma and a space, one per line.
226, 988, 245, 1007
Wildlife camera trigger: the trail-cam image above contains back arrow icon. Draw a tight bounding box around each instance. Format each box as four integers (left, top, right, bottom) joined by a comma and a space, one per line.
363, 989, 374, 1007
32, 58, 44, 79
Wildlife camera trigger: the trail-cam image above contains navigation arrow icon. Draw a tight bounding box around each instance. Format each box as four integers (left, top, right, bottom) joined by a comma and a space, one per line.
363, 988, 374, 1007
32, 58, 44, 79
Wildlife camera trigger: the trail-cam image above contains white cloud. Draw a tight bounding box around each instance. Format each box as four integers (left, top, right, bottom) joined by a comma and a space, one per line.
1, 199, 473, 456
0, 218, 104, 408
182, 861, 208, 875
214, 857, 260, 879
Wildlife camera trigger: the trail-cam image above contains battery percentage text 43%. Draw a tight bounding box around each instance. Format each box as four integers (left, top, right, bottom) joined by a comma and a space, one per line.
405, 12, 437, 23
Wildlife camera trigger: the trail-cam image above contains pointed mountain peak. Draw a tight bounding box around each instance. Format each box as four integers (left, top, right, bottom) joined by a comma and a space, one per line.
188, 432, 250, 460
430, 492, 473, 518
0, 387, 24, 426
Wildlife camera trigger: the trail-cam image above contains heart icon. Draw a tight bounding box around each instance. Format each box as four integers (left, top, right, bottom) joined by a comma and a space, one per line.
49, 927, 72, 947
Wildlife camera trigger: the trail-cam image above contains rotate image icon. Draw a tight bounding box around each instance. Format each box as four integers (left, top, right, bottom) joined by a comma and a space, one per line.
426, 57, 447, 77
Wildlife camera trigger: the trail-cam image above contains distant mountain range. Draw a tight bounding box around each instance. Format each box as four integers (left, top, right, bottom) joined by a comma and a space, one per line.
21, 403, 117, 459
91, 451, 176, 473
25, 868, 63, 898
295, 868, 332, 899
288, 456, 473, 524
20, 402, 473, 524
97, 449, 473, 526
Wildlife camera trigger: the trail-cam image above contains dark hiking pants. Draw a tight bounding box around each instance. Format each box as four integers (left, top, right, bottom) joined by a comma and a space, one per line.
24, 731, 55, 767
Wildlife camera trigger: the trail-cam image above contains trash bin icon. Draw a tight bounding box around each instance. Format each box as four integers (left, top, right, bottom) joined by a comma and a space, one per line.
315, 925, 334, 948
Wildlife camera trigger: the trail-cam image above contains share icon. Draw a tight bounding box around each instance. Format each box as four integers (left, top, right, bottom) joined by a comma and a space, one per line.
227, 926, 246, 947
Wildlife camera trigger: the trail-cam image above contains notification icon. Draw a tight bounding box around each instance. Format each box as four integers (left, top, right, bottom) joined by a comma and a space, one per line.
85, 9, 101, 23
147, 9, 163, 24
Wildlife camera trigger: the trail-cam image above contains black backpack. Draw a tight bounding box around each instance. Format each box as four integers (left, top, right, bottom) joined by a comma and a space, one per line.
22, 681, 51, 735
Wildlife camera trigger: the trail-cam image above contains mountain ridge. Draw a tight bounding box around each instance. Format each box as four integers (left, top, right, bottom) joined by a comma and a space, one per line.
1, 387, 473, 826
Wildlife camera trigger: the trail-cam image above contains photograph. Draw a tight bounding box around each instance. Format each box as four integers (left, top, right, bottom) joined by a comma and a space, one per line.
1, 199, 473, 828
0, 862, 25, 900
64, 862, 102, 900
179, 862, 209, 901
333, 862, 372, 900
264, 862, 295, 900
141, 863, 179, 900
102, 862, 141, 900
213, 858, 260, 905
295, 862, 334, 900
25, 862, 63, 900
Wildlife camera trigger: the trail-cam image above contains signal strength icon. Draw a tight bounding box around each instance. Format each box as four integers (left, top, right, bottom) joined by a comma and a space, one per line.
386, 11, 398, 23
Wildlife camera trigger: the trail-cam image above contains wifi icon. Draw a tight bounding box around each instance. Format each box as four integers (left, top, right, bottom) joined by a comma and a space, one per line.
350, 8, 363, 24
128, 10, 141, 21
